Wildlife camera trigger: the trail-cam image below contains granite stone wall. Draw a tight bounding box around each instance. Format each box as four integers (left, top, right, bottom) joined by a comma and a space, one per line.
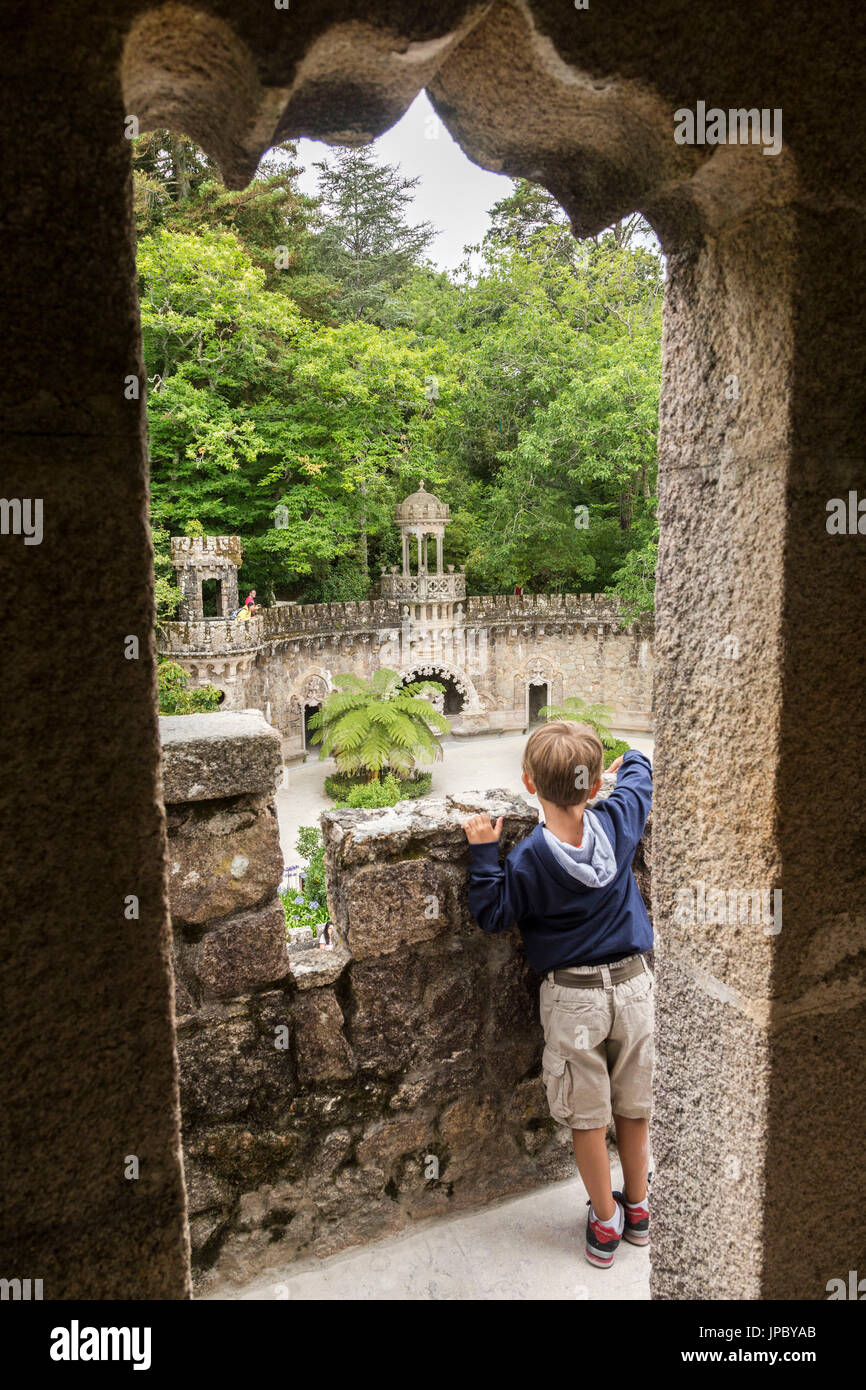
163, 712, 654, 1291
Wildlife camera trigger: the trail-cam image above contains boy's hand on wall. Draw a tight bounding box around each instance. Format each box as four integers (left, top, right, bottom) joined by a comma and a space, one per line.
464, 814, 503, 844
607, 755, 625, 775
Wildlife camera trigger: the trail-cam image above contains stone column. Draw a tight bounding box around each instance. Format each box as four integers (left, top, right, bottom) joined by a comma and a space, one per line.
0, 45, 190, 1296
222, 563, 239, 617
401, 533, 410, 575
436, 534, 444, 574
652, 207, 866, 1300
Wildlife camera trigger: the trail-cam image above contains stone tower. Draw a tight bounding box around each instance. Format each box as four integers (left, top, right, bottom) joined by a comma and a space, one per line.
170, 535, 243, 621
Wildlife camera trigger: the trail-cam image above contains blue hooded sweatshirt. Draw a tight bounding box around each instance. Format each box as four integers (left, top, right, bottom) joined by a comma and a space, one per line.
467, 749, 653, 973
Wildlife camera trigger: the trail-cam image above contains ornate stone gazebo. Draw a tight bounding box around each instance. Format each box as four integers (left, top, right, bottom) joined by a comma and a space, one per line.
379, 482, 466, 615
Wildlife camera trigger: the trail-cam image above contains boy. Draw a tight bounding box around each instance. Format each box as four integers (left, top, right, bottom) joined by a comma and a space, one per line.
464, 721, 653, 1269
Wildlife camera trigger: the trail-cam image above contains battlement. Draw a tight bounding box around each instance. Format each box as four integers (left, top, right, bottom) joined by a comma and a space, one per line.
157, 590, 650, 661
159, 616, 263, 655
466, 592, 635, 627
260, 599, 403, 639
170, 535, 244, 569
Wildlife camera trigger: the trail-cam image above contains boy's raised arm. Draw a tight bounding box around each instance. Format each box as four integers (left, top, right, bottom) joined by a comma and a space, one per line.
464, 815, 526, 935
605, 749, 653, 849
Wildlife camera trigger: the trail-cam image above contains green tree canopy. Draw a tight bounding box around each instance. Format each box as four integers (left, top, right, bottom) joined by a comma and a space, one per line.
136, 143, 662, 617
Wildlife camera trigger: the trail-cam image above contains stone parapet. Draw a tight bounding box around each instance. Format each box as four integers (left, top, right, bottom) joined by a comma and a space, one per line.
161, 711, 282, 802
161, 716, 652, 1291
159, 617, 263, 655
465, 592, 643, 630
379, 570, 466, 603
171, 535, 244, 569
260, 599, 403, 639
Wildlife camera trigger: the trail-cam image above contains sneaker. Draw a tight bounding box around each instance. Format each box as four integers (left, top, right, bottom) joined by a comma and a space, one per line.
614, 1189, 649, 1246
584, 1197, 624, 1268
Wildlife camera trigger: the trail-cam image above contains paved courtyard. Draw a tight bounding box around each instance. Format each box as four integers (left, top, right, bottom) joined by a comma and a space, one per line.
202, 1170, 650, 1301
277, 727, 653, 863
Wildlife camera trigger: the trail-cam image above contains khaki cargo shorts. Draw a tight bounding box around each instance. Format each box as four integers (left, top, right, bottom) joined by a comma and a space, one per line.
539, 952, 654, 1130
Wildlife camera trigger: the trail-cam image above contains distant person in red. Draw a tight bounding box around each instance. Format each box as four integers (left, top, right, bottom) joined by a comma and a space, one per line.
514, 585, 523, 597
237, 590, 259, 623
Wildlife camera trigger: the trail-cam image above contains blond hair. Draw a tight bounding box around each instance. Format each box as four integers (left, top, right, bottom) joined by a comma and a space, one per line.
522, 721, 604, 808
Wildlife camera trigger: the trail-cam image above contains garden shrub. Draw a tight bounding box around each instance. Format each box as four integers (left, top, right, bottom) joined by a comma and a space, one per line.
602, 737, 630, 768
324, 769, 432, 804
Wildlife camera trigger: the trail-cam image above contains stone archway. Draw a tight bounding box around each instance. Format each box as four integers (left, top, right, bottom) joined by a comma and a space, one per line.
288, 668, 332, 752
400, 661, 481, 715
6, 0, 864, 1305
513, 656, 564, 727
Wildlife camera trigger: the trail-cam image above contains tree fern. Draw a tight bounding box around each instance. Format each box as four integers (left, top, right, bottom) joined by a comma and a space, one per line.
537, 695, 616, 742
309, 668, 450, 779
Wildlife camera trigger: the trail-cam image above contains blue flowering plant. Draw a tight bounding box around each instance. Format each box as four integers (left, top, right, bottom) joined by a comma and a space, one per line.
280, 825, 330, 936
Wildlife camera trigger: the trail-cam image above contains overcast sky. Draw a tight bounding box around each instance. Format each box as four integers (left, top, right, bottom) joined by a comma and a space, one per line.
295, 91, 517, 273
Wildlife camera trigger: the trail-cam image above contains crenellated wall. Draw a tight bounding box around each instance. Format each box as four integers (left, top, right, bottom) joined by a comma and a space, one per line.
158, 591, 655, 757
163, 711, 652, 1292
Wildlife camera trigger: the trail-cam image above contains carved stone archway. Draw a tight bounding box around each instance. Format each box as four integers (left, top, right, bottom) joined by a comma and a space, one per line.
513, 656, 564, 724
288, 668, 333, 748
400, 661, 481, 714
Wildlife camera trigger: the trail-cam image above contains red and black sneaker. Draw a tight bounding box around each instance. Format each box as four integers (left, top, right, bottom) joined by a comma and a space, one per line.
613, 1189, 649, 1246
584, 1198, 624, 1268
